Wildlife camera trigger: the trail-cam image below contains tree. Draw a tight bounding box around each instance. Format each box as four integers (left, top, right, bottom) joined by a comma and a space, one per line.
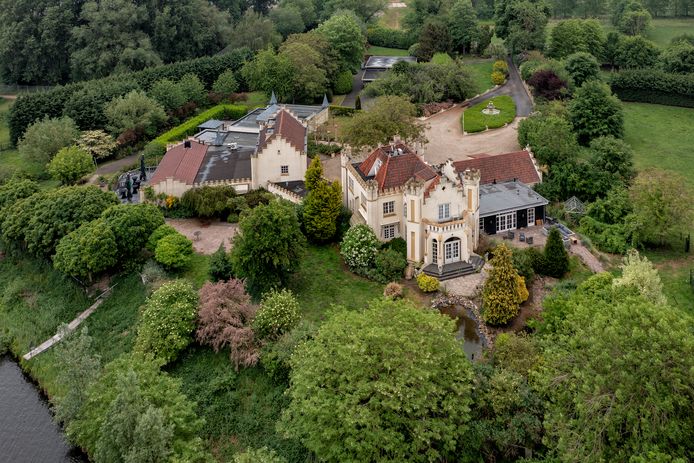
588, 135, 635, 189
253, 288, 300, 340
629, 169, 694, 247
241, 49, 295, 102
518, 114, 578, 166
100, 203, 165, 260
320, 0, 387, 22
51, 328, 102, 430
149, 79, 187, 113
279, 42, 329, 102
104, 90, 167, 139
211, 70, 239, 97
226, 9, 282, 52
230, 199, 306, 297
660, 41, 694, 74
563, 52, 600, 87
18, 116, 80, 164
181, 185, 237, 218
547, 19, 606, 60
234, 447, 287, 463
134, 280, 199, 364
146, 224, 178, 253
482, 244, 528, 325
613, 249, 666, 305
269, 4, 306, 38
178, 73, 208, 106
68, 355, 209, 462
527, 69, 570, 100
415, 17, 452, 61
343, 95, 427, 149
449, 0, 479, 55
537, 290, 694, 462
568, 81, 624, 145
496, 0, 550, 53
209, 243, 233, 282
196, 279, 259, 369
0, 178, 39, 213
53, 218, 119, 281
304, 156, 323, 191
543, 227, 570, 278
77, 130, 118, 160
317, 11, 366, 73
615, 35, 660, 69
281, 0, 318, 28
340, 224, 380, 271
279, 298, 474, 462
303, 179, 342, 243
154, 233, 194, 270
617, 1, 652, 36
70, 0, 162, 80
47, 146, 95, 185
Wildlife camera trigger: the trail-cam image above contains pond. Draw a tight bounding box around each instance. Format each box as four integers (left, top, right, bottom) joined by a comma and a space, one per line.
439, 305, 484, 361
0, 355, 88, 463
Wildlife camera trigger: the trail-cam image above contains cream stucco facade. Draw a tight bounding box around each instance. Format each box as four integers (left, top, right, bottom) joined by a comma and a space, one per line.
251, 137, 307, 190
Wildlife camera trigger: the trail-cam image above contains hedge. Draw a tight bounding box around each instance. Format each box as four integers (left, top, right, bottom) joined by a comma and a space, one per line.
329, 105, 359, 117
154, 104, 248, 144
610, 69, 694, 108
367, 25, 417, 50
9, 48, 252, 144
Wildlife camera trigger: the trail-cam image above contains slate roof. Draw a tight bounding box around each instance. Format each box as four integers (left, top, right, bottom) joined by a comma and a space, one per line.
364, 56, 416, 69
258, 109, 306, 153
194, 145, 252, 183
453, 151, 541, 186
197, 119, 223, 130
357, 143, 437, 191
149, 141, 208, 186
479, 181, 548, 217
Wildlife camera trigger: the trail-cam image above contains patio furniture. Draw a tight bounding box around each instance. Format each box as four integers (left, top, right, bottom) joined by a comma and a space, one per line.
526, 236, 533, 245
519, 232, 526, 242
507, 230, 515, 240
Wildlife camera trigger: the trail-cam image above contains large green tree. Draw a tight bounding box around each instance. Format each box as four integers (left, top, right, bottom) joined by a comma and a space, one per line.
302, 159, 342, 242
104, 90, 167, 139
563, 51, 600, 87
226, 9, 282, 52
47, 146, 95, 185
100, 203, 165, 260
482, 244, 528, 325
230, 199, 306, 297
280, 298, 474, 462
53, 218, 118, 281
660, 40, 694, 74
495, 0, 550, 53
321, 0, 387, 22
317, 11, 366, 73
518, 114, 578, 166
449, 0, 479, 54
615, 35, 660, 69
279, 42, 329, 103
547, 19, 606, 60
537, 277, 694, 462
568, 80, 624, 145
18, 116, 80, 164
241, 49, 295, 102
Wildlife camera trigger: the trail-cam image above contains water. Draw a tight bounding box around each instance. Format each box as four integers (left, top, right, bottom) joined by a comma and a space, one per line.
0, 355, 88, 463
439, 305, 484, 361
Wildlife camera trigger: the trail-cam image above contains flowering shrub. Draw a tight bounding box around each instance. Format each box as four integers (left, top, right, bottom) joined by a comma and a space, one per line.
417, 273, 439, 293
493, 60, 509, 76
383, 282, 404, 299
491, 71, 506, 85
254, 289, 301, 340
340, 224, 379, 271
134, 280, 199, 364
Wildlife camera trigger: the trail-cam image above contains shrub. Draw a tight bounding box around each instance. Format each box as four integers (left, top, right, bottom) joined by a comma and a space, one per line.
329, 105, 358, 117
209, 243, 233, 282
382, 237, 407, 258
45, 146, 94, 185
53, 219, 118, 281
383, 282, 404, 300
260, 320, 318, 384
528, 69, 570, 101
140, 260, 169, 289
76, 130, 118, 160
154, 104, 248, 144
563, 52, 600, 87
196, 279, 259, 370
18, 116, 80, 164
104, 90, 167, 139
100, 203, 165, 259
493, 60, 509, 76
142, 141, 166, 162
334, 70, 353, 95
234, 447, 287, 463
484, 43, 507, 59
0, 178, 39, 212
154, 233, 193, 270
482, 244, 525, 325
491, 71, 506, 85
417, 273, 439, 292
340, 224, 380, 271
610, 69, 694, 108
212, 70, 239, 96
374, 249, 407, 283
181, 185, 236, 218
543, 227, 570, 278
511, 248, 535, 282
660, 41, 694, 74
253, 289, 301, 340
146, 224, 178, 252
367, 25, 417, 50
134, 280, 199, 364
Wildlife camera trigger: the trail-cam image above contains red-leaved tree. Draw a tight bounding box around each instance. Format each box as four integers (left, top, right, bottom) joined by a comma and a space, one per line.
196, 279, 259, 370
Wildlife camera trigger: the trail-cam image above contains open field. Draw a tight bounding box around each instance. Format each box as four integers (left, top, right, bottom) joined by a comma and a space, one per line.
366, 45, 410, 56
623, 102, 694, 186
646, 17, 694, 47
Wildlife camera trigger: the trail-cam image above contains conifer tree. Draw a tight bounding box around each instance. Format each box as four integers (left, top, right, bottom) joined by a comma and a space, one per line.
482, 244, 528, 325
544, 227, 569, 278
305, 156, 323, 191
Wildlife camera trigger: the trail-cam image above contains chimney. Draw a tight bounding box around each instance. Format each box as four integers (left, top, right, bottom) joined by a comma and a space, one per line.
184, 140, 192, 149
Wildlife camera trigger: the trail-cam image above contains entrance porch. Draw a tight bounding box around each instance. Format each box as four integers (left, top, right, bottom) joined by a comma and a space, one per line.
422, 254, 485, 281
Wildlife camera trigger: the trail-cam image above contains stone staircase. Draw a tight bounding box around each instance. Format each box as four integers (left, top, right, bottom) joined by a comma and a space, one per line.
422, 254, 485, 281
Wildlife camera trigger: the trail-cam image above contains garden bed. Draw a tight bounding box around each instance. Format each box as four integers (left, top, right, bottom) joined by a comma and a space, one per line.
461, 95, 516, 134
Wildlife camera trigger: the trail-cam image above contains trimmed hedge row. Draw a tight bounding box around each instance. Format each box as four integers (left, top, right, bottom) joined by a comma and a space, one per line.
329, 105, 359, 117
610, 69, 694, 108
367, 25, 417, 50
9, 48, 252, 144
154, 104, 248, 144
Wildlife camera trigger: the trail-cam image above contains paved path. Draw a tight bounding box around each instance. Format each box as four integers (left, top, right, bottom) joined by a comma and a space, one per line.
23, 288, 113, 361
465, 57, 533, 117
341, 70, 365, 108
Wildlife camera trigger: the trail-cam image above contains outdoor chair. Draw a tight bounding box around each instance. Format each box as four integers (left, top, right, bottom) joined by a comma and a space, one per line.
526, 236, 534, 245
519, 232, 525, 242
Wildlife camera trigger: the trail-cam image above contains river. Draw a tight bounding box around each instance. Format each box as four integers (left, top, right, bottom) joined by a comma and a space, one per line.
0, 355, 88, 463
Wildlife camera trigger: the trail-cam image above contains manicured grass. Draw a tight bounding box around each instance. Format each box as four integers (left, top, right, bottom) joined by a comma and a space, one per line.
642, 249, 694, 317
289, 245, 386, 322
623, 102, 694, 186
461, 95, 516, 133
647, 18, 694, 47
0, 97, 12, 146
464, 59, 495, 95
366, 45, 410, 56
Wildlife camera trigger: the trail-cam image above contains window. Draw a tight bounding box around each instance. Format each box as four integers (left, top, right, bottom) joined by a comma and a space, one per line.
479, 216, 484, 230
431, 239, 438, 264
527, 208, 535, 227
438, 203, 450, 221
383, 224, 396, 239
383, 201, 395, 216
444, 239, 460, 261
496, 212, 517, 232
360, 193, 367, 210
348, 177, 354, 192
281, 165, 289, 175
403, 202, 407, 219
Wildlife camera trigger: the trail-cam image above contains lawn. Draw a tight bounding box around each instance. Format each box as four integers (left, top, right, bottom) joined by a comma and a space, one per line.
623, 102, 694, 186
464, 59, 495, 95
642, 249, 694, 317
647, 18, 694, 47
461, 95, 516, 133
0, 97, 12, 146
366, 45, 410, 56
378, 4, 409, 30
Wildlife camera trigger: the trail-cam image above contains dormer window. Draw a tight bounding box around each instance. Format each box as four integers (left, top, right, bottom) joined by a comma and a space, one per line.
373, 158, 382, 176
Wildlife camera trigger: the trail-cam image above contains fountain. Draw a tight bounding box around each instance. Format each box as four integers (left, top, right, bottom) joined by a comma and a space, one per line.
481, 101, 500, 116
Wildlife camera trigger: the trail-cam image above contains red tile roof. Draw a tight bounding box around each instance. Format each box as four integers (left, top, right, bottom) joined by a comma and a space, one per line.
258, 109, 306, 153
358, 143, 437, 191
149, 140, 208, 186
453, 150, 540, 185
